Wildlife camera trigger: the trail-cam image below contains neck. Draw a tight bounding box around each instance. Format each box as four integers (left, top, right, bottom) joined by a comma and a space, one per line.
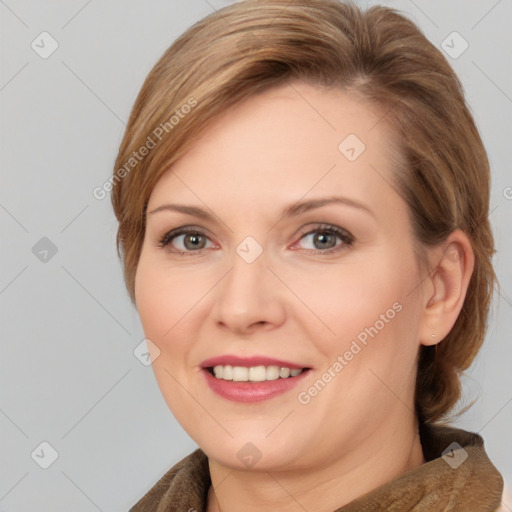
206, 416, 425, 512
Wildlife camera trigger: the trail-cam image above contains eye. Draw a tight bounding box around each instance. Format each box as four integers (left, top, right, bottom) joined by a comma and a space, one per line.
157, 227, 214, 254
293, 224, 354, 254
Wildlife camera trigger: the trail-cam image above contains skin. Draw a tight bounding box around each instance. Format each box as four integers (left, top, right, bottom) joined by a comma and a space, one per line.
135, 81, 474, 512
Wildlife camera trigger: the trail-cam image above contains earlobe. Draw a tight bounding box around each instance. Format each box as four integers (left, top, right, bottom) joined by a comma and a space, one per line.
418, 230, 475, 347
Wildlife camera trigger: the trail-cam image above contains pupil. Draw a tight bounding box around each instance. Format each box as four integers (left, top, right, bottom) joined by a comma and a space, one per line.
315, 232, 335, 249
185, 234, 205, 250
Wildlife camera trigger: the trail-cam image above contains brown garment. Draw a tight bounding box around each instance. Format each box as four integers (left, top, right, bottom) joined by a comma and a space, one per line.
130, 423, 504, 511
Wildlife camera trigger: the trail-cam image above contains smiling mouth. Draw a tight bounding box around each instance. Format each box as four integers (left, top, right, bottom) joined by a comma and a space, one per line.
206, 365, 310, 382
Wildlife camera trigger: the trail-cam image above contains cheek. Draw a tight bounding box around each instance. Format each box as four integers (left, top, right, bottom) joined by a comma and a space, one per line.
288, 253, 423, 394
135, 254, 204, 342
135, 259, 167, 340
298, 272, 421, 424
289, 257, 416, 338
134, 255, 200, 415
134, 260, 188, 375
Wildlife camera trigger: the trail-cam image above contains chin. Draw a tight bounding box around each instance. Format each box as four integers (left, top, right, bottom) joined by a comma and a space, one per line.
200, 434, 309, 472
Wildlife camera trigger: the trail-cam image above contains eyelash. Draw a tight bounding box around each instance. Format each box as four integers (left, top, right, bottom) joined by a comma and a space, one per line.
156, 224, 354, 256
156, 227, 215, 255
295, 224, 354, 254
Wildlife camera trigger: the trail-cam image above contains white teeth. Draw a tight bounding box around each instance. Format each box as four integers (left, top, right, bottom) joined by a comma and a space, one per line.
222, 365, 233, 381
232, 366, 248, 382
211, 365, 305, 382
266, 365, 280, 380
248, 365, 266, 382
279, 367, 290, 378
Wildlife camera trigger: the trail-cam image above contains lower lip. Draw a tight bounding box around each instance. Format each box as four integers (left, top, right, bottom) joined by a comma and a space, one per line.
202, 368, 311, 402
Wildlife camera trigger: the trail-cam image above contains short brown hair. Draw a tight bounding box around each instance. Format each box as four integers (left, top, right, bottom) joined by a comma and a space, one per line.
111, 0, 496, 423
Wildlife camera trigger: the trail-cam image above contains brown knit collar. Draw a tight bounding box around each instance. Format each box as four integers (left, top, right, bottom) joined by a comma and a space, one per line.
131, 423, 503, 511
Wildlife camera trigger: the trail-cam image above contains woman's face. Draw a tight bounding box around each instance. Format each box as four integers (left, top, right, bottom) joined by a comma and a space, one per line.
135, 82, 428, 471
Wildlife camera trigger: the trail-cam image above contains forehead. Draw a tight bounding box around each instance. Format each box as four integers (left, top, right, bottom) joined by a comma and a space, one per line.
148, 81, 400, 212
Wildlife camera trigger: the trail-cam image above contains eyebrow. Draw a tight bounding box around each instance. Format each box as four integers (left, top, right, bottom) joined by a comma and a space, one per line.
147, 196, 375, 221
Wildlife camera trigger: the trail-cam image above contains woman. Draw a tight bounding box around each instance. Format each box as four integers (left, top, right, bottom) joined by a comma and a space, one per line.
112, 0, 504, 510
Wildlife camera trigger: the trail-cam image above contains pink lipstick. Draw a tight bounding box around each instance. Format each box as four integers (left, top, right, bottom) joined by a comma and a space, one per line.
200, 355, 311, 403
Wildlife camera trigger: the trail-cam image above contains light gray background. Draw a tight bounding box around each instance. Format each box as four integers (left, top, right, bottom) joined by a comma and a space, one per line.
1, 1, 511, 510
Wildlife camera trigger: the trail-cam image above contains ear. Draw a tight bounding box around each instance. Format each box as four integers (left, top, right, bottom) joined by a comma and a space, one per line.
418, 229, 475, 347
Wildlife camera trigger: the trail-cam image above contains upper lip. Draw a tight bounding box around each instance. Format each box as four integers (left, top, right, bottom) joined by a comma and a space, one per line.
200, 355, 309, 370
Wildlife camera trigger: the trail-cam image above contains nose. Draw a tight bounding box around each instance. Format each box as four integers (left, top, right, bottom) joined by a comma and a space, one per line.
212, 248, 287, 335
